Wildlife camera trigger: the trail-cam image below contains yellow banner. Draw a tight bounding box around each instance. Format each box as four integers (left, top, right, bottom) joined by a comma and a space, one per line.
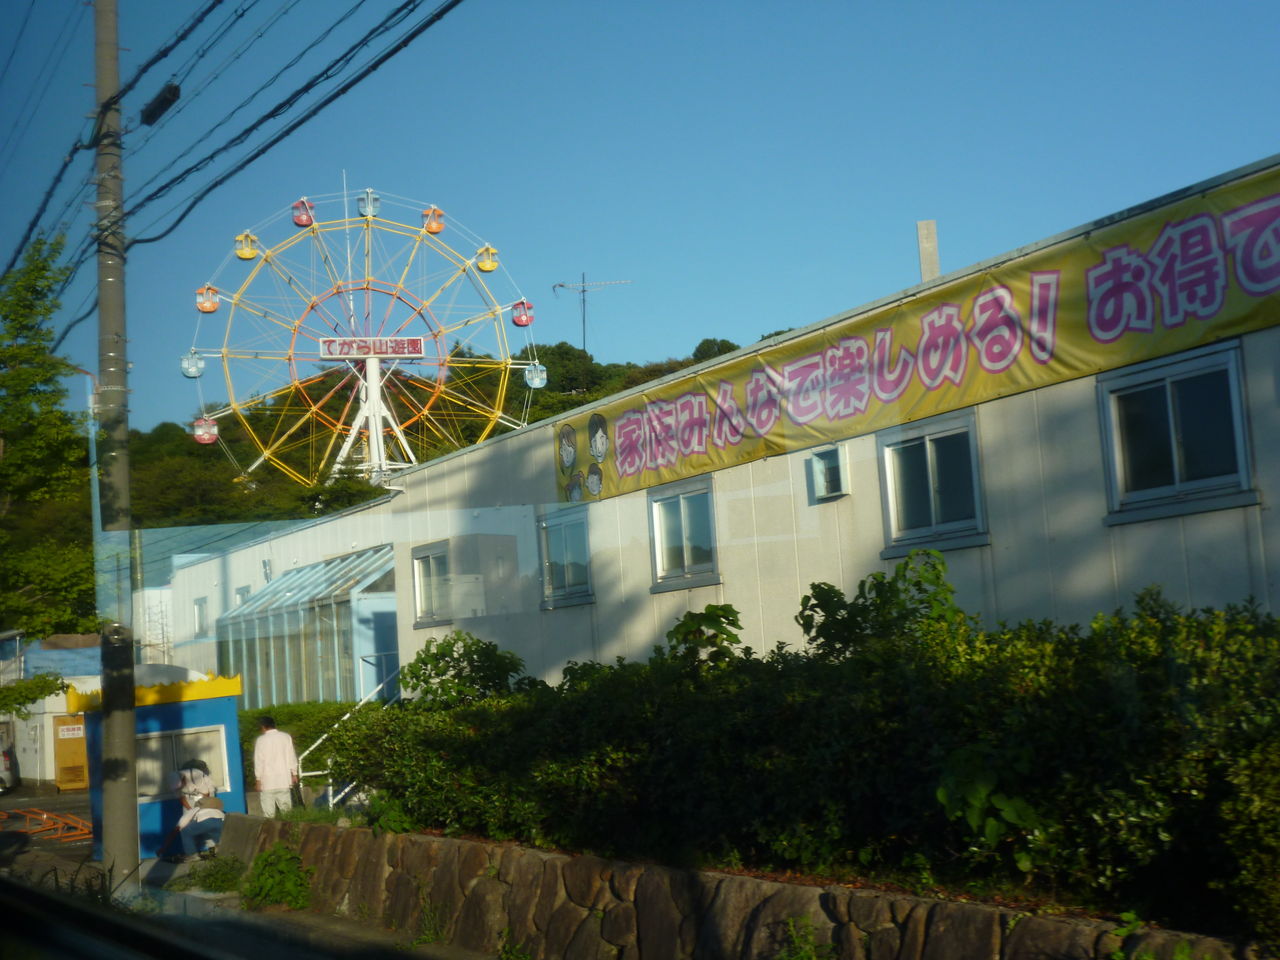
556, 162, 1280, 502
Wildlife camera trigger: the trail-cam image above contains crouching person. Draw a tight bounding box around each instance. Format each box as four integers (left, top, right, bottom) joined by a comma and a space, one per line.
168, 758, 225, 862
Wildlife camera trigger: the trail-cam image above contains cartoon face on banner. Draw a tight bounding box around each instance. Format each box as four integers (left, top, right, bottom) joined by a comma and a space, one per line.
558, 423, 577, 474
588, 413, 609, 463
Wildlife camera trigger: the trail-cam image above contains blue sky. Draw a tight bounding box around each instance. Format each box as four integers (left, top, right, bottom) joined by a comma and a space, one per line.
2, 0, 1277, 431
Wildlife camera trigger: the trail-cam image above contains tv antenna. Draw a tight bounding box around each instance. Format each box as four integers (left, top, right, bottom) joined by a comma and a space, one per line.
551, 274, 631, 353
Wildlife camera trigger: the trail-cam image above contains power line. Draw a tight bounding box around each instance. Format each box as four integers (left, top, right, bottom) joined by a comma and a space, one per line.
127, 0, 367, 199
0, 0, 37, 93
129, 0, 469, 247
2, 0, 226, 276
126, 0, 432, 223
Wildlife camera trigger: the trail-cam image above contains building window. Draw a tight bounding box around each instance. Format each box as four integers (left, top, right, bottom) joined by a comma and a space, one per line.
539, 508, 592, 608
649, 478, 719, 592
193, 596, 209, 636
1099, 343, 1254, 524
234, 586, 251, 606
135, 726, 228, 801
811, 447, 846, 500
411, 542, 450, 626
878, 410, 986, 556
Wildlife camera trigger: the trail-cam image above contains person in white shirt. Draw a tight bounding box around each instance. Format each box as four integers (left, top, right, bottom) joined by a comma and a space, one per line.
253, 715, 299, 817
169, 759, 224, 862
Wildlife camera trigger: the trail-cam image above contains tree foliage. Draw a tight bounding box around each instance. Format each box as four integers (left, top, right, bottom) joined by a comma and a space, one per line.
0, 671, 68, 717
328, 557, 1280, 945
0, 239, 95, 634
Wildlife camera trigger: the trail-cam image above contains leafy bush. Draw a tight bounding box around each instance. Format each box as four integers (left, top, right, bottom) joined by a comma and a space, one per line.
325, 554, 1280, 943
399, 629, 540, 707
240, 841, 313, 910
166, 855, 246, 893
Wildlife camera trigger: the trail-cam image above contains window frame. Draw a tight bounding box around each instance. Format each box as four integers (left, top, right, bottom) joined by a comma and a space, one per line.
538, 506, 594, 610
411, 541, 452, 628
193, 596, 209, 637
1097, 341, 1256, 525
810, 446, 846, 501
648, 476, 720, 593
877, 409, 988, 558
135, 724, 230, 802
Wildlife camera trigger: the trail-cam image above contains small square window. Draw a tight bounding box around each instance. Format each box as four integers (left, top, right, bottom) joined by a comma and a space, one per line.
1099, 343, 1254, 523
878, 410, 986, 555
648, 478, 719, 592
539, 508, 593, 609
811, 448, 845, 500
411, 542, 451, 626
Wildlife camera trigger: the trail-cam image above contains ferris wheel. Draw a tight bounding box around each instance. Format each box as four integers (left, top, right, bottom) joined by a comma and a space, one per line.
181, 188, 547, 486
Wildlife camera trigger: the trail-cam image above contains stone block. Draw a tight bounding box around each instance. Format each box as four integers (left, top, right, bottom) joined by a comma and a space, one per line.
635, 868, 683, 959
896, 901, 930, 960
922, 900, 1001, 960
563, 854, 608, 907
216, 814, 262, 866
506, 848, 550, 944
834, 922, 868, 960
333, 826, 369, 880
544, 900, 591, 959
456, 838, 492, 892
348, 830, 390, 922
694, 874, 765, 960
384, 869, 422, 932
533, 857, 567, 933
741, 885, 830, 960
608, 860, 644, 902
846, 892, 896, 935
601, 901, 637, 947
1004, 916, 1099, 960
453, 875, 509, 955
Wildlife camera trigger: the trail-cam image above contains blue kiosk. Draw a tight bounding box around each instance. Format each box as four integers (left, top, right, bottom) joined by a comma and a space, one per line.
71, 666, 247, 860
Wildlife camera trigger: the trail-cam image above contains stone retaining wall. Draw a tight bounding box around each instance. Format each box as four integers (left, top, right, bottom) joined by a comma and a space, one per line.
219, 814, 1251, 960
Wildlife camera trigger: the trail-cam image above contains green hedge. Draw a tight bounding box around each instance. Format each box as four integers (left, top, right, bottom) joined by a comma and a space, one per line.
326, 552, 1280, 946
237, 701, 358, 790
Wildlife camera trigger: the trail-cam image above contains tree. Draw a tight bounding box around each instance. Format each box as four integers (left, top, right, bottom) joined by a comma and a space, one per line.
0, 672, 68, 718
0, 239, 96, 635
691, 337, 740, 363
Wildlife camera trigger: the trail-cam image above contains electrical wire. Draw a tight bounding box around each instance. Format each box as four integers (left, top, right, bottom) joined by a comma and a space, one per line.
0, 0, 37, 93
0, 2, 89, 180
127, 0, 367, 194
126, 0, 432, 223
3, 0, 226, 276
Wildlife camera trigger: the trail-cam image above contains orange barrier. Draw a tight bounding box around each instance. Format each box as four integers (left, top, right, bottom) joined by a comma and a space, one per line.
0, 808, 92, 842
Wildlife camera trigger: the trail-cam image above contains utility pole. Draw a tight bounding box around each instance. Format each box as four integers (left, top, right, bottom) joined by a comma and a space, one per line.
94, 0, 140, 882
550, 272, 629, 391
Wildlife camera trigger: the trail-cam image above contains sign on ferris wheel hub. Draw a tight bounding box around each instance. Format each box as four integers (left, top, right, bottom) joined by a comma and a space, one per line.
181, 188, 545, 487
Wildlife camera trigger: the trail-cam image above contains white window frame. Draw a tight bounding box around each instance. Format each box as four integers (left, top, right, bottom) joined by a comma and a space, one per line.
538, 506, 593, 609
411, 541, 452, 627
810, 446, 846, 501
135, 724, 230, 802
877, 409, 987, 558
1098, 341, 1255, 525
648, 476, 720, 593
193, 596, 209, 637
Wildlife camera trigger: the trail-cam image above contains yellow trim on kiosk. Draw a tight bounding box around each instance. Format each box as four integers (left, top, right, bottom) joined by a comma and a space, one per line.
66, 674, 243, 713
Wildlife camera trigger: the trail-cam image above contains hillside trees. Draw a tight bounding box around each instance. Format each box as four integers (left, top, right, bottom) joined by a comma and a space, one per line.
0, 239, 96, 635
